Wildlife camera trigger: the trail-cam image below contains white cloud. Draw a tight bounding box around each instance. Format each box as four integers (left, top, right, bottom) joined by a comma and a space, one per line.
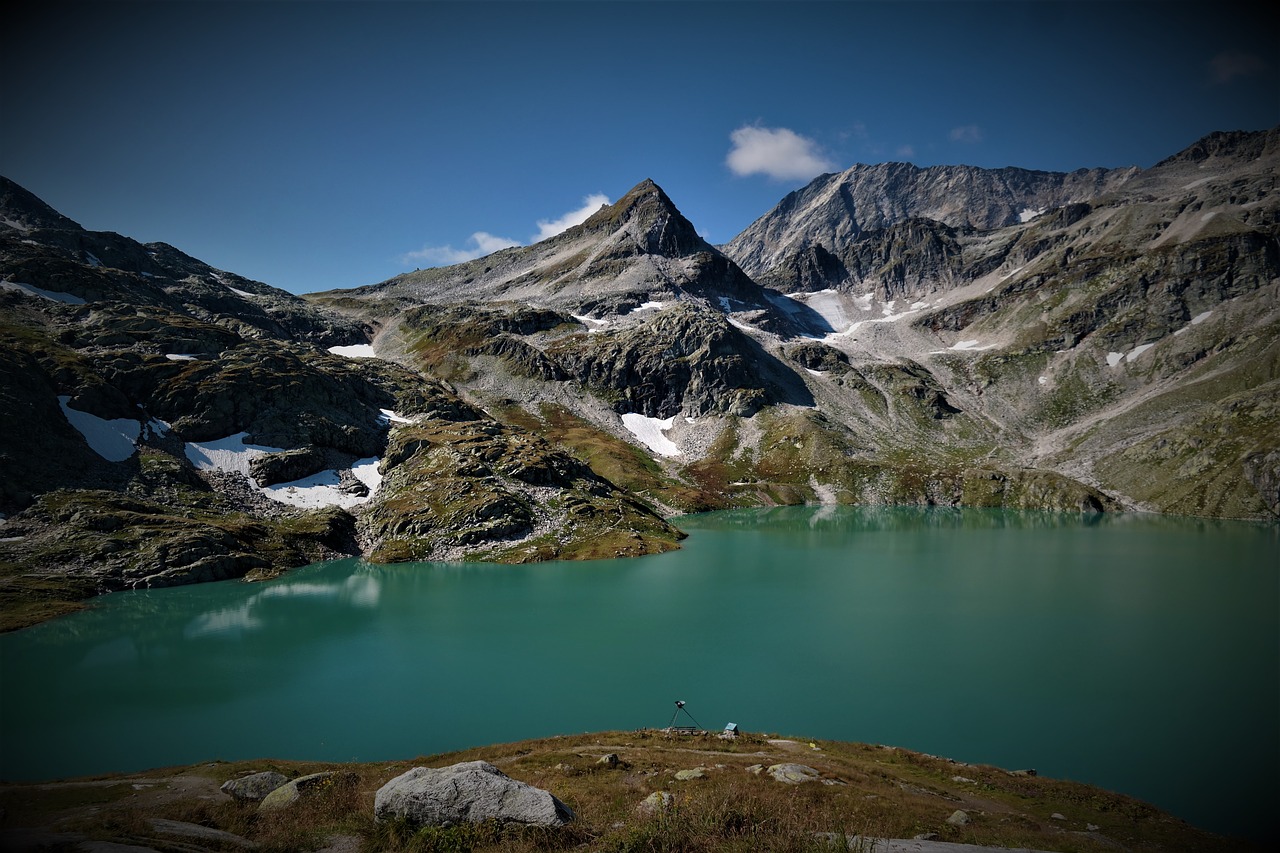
402, 231, 521, 266
402, 194, 611, 268
895, 145, 916, 160
725, 125, 836, 181
534, 193, 611, 241
949, 125, 984, 143
1209, 50, 1267, 84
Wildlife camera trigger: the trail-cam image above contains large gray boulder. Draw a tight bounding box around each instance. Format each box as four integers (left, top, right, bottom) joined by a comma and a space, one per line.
767, 763, 821, 784
259, 771, 356, 812
220, 771, 289, 802
374, 761, 574, 828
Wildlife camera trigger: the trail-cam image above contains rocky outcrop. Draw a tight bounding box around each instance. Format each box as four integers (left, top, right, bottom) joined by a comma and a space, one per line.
359, 400, 683, 564
374, 761, 574, 828
549, 303, 803, 418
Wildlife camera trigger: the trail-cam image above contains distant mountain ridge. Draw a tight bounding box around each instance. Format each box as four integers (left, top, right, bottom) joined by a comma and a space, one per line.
722, 160, 1138, 282
2, 125, 1277, 630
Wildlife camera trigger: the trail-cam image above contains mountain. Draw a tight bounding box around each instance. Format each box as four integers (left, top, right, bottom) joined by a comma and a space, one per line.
2, 127, 1277, 629
0, 178, 685, 629
722, 160, 1138, 287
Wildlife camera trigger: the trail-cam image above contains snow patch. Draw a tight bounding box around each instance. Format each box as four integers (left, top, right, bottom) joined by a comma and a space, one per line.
1126, 343, 1155, 362
621, 413, 680, 457
58, 396, 141, 462
636, 300, 666, 312
1038, 376, 1048, 385
1018, 207, 1045, 223
328, 344, 378, 359
797, 290, 852, 331
2, 280, 86, 304
378, 408, 414, 425
185, 433, 384, 509
165, 353, 198, 361
261, 458, 382, 509
1201, 211, 1218, 222
1106, 352, 1125, 367
228, 286, 256, 298
951, 339, 993, 351
185, 433, 284, 478
84, 251, 102, 267
571, 313, 611, 333
1172, 312, 1210, 337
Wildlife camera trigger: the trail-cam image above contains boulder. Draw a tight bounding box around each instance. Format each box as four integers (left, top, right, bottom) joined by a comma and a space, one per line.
374, 761, 574, 828
220, 771, 288, 802
673, 768, 706, 781
636, 791, 674, 816
767, 763, 821, 784
258, 771, 355, 812
946, 809, 970, 826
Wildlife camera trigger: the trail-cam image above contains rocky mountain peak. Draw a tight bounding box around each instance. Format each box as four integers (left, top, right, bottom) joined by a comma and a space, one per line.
1, 176, 83, 234
578, 178, 706, 257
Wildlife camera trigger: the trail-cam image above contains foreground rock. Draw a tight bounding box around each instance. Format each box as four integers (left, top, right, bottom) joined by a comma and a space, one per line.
220, 770, 289, 802
767, 762, 821, 784
374, 760, 575, 828
259, 771, 356, 812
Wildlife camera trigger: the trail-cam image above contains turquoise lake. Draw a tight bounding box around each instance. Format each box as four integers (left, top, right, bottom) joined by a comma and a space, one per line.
1, 506, 1276, 843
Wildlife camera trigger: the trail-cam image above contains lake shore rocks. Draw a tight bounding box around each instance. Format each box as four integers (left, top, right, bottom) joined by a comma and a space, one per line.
374, 761, 575, 828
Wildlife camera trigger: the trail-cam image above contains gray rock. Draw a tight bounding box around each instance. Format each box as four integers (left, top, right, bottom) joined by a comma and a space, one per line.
258, 771, 355, 812
767, 763, 821, 784
374, 761, 574, 828
946, 809, 970, 825
149, 819, 256, 848
674, 767, 706, 781
221, 771, 289, 802
636, 791, 674, 816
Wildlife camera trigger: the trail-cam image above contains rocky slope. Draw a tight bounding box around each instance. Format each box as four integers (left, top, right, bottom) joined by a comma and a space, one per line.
0, 178, 683, 630
2, 127, 1277, 629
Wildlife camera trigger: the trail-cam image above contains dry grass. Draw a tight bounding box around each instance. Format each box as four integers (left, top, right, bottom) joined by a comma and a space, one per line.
0, 731, 1252, 853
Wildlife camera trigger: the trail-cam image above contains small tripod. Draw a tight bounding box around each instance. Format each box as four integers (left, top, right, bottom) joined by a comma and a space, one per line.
667, 699, 703, 730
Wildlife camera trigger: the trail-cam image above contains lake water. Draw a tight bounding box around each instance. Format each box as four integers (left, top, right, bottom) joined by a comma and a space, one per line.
1, 506, 1275, 842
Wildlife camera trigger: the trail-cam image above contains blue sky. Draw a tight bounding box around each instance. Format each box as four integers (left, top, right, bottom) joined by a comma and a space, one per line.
4, 1, 1276, 295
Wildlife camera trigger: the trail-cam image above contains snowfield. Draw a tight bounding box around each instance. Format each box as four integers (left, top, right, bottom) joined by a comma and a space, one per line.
621, 413, 680, 457
328, 344, 378, 359
58, 396, 141, 461
184, 433, 383, 509
3, 280, 86, 304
